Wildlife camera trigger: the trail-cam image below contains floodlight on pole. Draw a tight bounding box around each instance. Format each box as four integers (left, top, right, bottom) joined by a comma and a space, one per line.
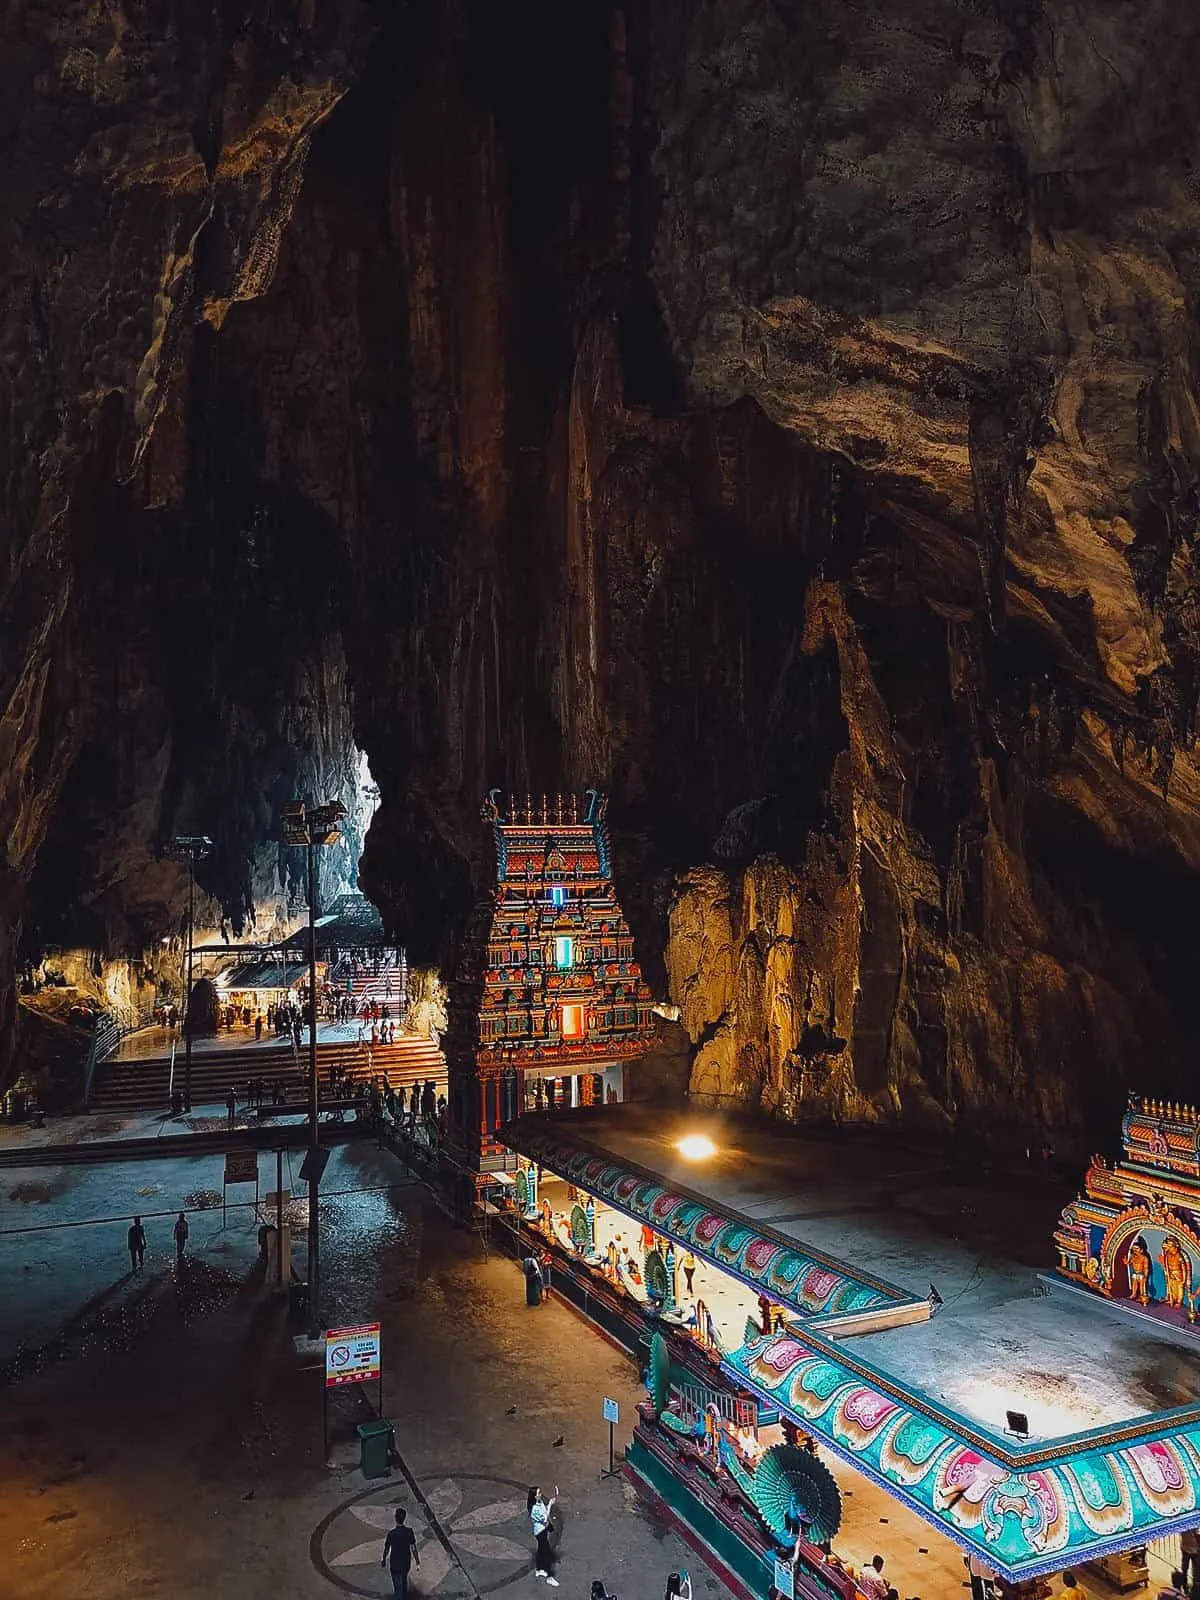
281, 797, 345, 1338
166, 834, 212, 1113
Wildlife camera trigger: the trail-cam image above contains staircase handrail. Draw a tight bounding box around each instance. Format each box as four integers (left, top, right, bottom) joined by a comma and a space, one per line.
83, 1006, 175, 1107
83, 1013, 121, 1105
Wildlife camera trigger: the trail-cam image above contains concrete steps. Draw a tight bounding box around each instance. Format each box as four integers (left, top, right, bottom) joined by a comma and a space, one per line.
90, 1036, 446, 1112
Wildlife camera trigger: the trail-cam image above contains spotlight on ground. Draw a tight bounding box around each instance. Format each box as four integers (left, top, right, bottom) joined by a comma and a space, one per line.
676, 1134, 717, 1161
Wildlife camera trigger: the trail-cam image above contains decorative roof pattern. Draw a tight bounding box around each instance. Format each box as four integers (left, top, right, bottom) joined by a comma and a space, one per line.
505, 1123, 916, 1319
724, 1330, 1200, 1583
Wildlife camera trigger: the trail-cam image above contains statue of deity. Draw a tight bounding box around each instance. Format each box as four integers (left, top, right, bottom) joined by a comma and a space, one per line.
1159, 1235, 1192, 1311
1127, 1235, 1152, 1305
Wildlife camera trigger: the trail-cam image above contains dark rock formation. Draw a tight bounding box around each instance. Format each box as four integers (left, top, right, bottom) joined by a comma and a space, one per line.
5, 0, 1200, 1147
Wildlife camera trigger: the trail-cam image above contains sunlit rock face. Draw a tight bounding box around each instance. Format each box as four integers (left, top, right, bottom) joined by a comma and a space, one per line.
5, 0, 1200, 1143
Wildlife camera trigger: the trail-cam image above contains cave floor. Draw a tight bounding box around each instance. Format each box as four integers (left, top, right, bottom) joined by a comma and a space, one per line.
552, 1106, 1200, 1439
0, 1140, 702, 1600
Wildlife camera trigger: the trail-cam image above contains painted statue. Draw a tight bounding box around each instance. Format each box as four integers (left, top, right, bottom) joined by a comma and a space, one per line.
1160, 1235, 1192, 1311
1128, 1234, 1152, 1304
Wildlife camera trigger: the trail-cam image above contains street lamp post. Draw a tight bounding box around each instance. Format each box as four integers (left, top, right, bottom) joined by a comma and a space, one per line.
281, 798, 347, 1337
168, 835, 213, 1113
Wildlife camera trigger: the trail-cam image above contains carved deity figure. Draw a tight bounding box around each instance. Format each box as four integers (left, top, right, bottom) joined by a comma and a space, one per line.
1127, 1235, 1153, 1305
1160, 1235, 1192, 1311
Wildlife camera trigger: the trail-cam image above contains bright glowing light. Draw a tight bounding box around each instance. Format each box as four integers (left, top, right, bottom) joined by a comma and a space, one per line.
676, 1134, 717, 1161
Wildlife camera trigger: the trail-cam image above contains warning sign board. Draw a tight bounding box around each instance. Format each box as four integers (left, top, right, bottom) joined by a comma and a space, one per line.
325, 1322, 382, 1388
224, 1151, 259, 1186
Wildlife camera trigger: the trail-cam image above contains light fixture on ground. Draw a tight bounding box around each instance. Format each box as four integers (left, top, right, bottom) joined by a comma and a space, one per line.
676, 1133, 717, 1161
281, 797, 347, 1337
1005, 1409, 1030, 1440
166, 834, 213, 1113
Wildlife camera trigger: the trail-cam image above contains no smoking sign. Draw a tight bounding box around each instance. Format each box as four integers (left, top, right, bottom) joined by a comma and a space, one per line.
325, 1322, 382, 1389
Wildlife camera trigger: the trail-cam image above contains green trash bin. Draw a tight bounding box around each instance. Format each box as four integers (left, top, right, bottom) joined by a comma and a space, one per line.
358, 1419, 394, 1479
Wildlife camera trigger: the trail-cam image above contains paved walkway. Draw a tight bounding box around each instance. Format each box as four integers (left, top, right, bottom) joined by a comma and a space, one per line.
0, 1143, 701, 1600
0, 1100, 352, 1158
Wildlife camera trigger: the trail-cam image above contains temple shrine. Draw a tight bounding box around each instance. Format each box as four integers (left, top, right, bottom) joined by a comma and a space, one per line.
1055, 1093, 1200, 1325
444, 790, 656, 1173
481, 1102, 1200, 1599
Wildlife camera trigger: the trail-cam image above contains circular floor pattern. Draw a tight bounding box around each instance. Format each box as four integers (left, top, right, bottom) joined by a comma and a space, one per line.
312, 1471, 535, 1598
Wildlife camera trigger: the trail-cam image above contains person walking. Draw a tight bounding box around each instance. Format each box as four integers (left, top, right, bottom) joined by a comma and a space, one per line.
173, 1212, 189, 1263
380, 1506, 419, 1600
681, 1250, 696, 1296
528, 1485, 559, 1585
127, 1215, 147, 1274
525, 1254, 544, 1307
666, 1574, 692, 1600
226, 1090, 236, 1128
1182, 1529, 1200, 1589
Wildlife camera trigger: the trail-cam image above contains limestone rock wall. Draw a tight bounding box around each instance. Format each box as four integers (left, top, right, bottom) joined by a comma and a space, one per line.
4, 0, 1200, 1144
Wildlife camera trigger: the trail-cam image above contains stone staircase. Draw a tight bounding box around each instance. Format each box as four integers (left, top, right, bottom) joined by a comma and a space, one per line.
89, 1033, 445, 1113
334, 952, 408, 1017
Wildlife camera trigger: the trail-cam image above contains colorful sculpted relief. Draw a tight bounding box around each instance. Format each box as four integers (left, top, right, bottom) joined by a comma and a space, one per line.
444, 791, 657, 1166
725, 1329, 1200, 1581
469, 791, 656, 1069
506, 1125, 920, 1323
1056, 1095, 1200, 1326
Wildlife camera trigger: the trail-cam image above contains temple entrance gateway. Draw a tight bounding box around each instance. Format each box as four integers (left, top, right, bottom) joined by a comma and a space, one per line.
442, 792, 655, 1183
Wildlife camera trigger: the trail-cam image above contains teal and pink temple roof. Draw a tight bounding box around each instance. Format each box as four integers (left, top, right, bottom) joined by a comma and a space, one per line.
508, 1120, 1200, 1582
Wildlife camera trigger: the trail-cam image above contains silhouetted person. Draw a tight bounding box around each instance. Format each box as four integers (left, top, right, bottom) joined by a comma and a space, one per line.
226, 1090, 236, 1128
173, 1212, 189, 1262
381, 1507, 419, 1600
128, 1216, 146, 1273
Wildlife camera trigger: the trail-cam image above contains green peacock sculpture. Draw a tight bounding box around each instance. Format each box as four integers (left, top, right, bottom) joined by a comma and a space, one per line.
750, 1443, 843, 1546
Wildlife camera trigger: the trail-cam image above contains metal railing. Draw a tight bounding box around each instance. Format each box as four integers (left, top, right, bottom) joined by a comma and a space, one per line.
82, 1008, 156, 1106
83, 1015, 122, 1105
672, 1376, 741, 1427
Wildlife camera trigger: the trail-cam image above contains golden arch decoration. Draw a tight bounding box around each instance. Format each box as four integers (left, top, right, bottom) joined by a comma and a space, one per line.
1098, 1206, 1200, 1314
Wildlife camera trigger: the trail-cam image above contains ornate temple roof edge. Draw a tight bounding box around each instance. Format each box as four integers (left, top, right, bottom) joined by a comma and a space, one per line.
752, 1314, 1200, 1468
508, 1117, 1200, 1465
502, 1116, 923, 1310
719, 1355, 1200, 1584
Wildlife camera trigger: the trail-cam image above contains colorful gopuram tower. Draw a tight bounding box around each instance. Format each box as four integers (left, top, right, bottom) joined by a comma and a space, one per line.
444, 790, 657, 1173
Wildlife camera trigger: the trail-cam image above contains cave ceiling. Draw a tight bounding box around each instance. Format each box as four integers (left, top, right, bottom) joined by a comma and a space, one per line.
3, 0, 1200, 1139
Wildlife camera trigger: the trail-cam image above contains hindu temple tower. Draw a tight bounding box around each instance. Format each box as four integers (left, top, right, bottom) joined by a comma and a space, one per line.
444, 790, 657, 1174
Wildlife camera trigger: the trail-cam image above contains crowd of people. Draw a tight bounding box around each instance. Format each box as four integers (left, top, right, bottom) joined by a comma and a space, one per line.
377, 1077, 445, 1136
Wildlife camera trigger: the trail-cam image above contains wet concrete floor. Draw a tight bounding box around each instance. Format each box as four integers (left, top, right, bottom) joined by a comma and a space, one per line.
0, 1141, 703, 1600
